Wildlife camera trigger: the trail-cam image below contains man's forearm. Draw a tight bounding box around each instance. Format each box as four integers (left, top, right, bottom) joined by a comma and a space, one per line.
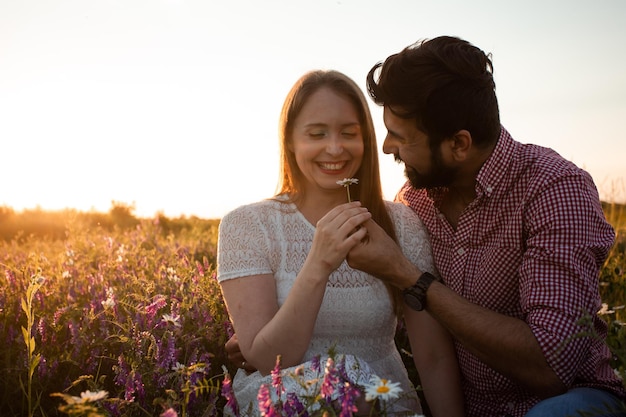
425, 281, 567, 398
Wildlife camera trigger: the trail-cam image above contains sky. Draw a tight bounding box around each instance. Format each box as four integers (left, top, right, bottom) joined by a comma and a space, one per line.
1, 0, 625, 219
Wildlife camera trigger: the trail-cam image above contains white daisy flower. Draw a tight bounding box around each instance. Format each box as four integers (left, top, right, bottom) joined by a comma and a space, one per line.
336, 178, 359, 202
364, 375, 403, 402
598, 303, 615, 315
101, 298, 116, 309
80, 390, 108, 402
162, 313, 182, 328
336, 178, 359, 186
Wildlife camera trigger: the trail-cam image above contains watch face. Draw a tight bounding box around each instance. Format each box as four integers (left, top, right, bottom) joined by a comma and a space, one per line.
403, 291, 424, 311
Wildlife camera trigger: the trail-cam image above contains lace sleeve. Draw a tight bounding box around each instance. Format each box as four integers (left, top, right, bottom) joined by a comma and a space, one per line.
387, 201, 437, 277
217, 204, 273, 282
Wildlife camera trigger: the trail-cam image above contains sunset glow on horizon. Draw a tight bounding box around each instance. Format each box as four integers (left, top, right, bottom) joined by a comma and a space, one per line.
2, 0, 625, 219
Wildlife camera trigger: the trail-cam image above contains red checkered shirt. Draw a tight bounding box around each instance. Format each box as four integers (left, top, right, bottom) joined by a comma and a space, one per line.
396, 127, 624, 417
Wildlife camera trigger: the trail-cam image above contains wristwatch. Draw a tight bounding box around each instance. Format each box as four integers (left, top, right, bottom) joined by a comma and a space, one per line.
402, 272, 437, 311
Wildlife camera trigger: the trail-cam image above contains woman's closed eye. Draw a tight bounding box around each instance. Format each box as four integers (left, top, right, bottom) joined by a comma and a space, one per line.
341, 130, 358, 138
309, 131, 327, 138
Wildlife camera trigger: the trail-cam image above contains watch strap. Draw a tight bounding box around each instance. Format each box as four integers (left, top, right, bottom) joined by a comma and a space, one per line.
402, 272, 437, 311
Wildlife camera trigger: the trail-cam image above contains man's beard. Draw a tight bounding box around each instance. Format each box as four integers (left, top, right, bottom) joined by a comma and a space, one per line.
400, 150, 457, 189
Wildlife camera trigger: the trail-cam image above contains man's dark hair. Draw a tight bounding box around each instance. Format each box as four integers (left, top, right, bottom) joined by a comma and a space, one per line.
366, 36, 501, 149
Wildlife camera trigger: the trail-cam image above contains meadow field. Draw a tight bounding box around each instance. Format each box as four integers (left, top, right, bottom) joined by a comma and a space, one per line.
0, 201, 625, 417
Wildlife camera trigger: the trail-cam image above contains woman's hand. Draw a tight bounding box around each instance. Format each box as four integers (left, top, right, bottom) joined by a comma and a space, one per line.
307, 202, 371, 276
225, 334, 257, 373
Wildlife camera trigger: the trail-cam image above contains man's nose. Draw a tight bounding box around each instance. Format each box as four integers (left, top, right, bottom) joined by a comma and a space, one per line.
382, 134, 397, 155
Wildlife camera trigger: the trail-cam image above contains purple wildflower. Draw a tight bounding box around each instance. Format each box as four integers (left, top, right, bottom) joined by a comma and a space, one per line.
284, 392, 307, 417
129, 369, 145, 403
114, 355, 145, 403
37, 355, 48, 379
156, 333, 178, 378
311, 355, 321, 373
225, 321, 235, 338
68, 320, 82, 353
114, 355, 130, 388
338, 381, 360, 417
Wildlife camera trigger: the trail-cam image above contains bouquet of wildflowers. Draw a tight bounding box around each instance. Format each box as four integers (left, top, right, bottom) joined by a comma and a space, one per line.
221, 354, 423, 417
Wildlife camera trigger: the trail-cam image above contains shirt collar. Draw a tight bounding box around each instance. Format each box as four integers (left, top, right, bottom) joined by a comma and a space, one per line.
474, 126, 515, 199
423, 126, 515, 203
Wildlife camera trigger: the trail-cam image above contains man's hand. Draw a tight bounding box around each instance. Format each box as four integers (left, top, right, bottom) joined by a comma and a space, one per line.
225, 334, 256, 372
347, 219, 421, 289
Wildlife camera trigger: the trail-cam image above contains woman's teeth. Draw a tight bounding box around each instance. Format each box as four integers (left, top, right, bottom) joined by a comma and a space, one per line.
319, 162, 345, 170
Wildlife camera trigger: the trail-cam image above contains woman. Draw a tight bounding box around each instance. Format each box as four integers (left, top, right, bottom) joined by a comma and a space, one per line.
217, 70, 463, 416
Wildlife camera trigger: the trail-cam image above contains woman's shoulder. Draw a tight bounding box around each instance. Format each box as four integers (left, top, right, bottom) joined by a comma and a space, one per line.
224, 198, 275, 214
383, 200, 428, 233
384, 200, 420, 220
222, 197, 294, 225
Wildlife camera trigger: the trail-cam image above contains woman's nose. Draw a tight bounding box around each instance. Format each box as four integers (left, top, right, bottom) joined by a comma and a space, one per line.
326, 135, 343, 156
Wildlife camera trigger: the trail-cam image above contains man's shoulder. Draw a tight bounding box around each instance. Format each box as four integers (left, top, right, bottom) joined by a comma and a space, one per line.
395, 182, 430, 205
491, 128, 589, 189
513, 142, 591, 187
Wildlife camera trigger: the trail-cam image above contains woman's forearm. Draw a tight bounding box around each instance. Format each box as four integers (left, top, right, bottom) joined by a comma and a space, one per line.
246, 261, 330, 374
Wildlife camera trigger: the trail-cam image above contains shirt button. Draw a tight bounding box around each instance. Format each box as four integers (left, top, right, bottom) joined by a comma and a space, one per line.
457, 248, 465, 255
486, 186, 493, 193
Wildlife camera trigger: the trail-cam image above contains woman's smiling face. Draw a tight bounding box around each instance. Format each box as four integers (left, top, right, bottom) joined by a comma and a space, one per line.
290, 87, 364, 197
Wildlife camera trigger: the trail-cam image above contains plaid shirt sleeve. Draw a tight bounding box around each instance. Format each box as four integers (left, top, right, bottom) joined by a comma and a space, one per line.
520, 167, 615, 385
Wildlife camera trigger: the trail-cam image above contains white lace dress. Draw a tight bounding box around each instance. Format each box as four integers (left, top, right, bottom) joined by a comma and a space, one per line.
217, 197, 435, 416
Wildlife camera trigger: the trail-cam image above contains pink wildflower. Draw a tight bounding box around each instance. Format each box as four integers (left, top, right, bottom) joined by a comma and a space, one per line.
196, 261, 205, 277
221, 366, 240, 416
271, 355, 284, 398
160, 408, 178, 417
145, 294, 167, 318
257, 384, 276, 416
321, 357, 339, 401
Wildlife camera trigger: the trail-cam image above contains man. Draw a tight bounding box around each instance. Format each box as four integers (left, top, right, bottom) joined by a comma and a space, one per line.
346, 36, 626, 416
225, 36, 626, 416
